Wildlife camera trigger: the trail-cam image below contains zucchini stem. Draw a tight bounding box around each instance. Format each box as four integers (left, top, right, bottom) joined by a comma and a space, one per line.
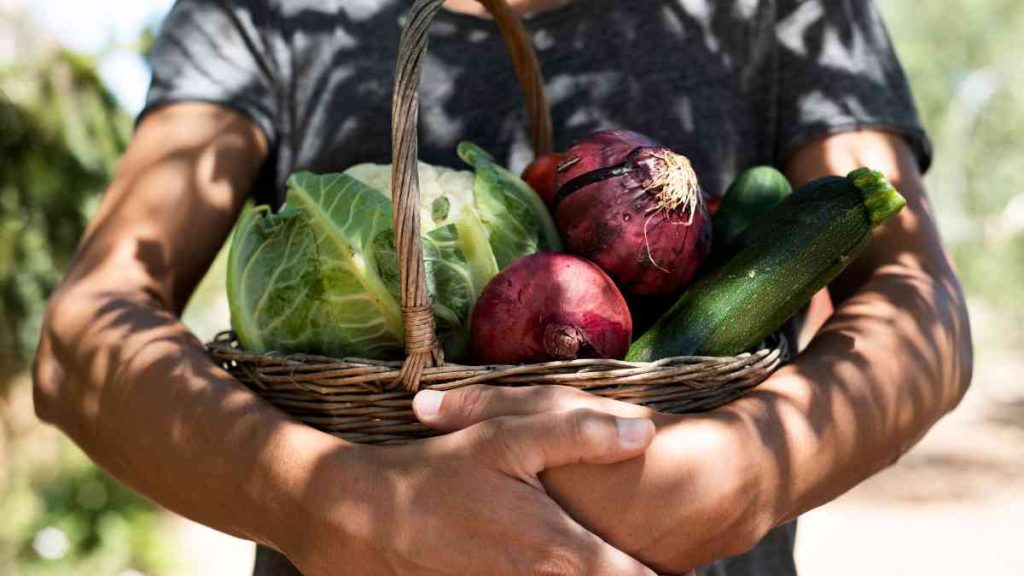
848, 167, 907, 227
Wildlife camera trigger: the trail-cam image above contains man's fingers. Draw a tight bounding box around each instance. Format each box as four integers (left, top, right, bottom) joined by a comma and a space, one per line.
476, 409, 654, 477
413, 384, 653, 431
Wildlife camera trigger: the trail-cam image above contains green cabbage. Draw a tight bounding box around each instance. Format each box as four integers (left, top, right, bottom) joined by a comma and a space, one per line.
457, 142, 562, 268
226, 142, 560, 361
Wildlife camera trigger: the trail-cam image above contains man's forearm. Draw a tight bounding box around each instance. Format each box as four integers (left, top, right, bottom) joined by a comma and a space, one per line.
734, 170, 972, 525
34, 288, 347, 554
30, 102, 349, 554
537, 254, 971, 570
745, 131, 972, 522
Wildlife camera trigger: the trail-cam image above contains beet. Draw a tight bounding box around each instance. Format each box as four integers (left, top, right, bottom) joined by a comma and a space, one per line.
552, 130, 711, 297
470, 253, 632, 364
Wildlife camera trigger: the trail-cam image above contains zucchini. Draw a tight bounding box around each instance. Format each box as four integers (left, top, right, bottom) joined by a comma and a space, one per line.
712, 166, 792, 250
626, 168, 905, 360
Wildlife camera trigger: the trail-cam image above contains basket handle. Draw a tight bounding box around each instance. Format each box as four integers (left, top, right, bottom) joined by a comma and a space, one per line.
390, 0, 552, 391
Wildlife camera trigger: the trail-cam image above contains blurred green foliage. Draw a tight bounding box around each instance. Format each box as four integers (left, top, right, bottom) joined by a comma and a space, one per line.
0, 49, 131, 385
877, 0, 1024, 338
0, 437, 167, 575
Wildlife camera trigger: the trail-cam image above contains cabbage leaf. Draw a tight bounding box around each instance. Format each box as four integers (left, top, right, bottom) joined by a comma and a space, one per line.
457, 141, 563, 267
227, 173, 405, 359
344, 161, 499, 299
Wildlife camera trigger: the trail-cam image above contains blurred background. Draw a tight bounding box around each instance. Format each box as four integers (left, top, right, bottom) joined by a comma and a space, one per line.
0, 0, 1021, 574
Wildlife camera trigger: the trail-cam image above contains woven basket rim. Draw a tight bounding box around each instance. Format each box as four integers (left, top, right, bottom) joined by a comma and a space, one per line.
208, 331, 790, 392
207, 332, 789, 444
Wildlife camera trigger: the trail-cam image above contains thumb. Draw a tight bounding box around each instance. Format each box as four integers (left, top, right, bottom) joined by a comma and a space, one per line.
412, 384, 653, 432
476, 409, 655, 478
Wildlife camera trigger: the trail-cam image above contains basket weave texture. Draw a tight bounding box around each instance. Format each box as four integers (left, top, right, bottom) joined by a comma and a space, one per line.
207, 0, 789, 445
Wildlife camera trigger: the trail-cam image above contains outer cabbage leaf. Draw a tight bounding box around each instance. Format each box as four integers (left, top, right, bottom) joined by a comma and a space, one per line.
227, 173, 405, 359
227, 171, 489, 360
372, 223, 477, 358
457, 141, 563, 268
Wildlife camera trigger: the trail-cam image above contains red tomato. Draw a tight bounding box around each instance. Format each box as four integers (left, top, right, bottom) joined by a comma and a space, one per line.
521, 152, 563, 207
705, 192, 722, 216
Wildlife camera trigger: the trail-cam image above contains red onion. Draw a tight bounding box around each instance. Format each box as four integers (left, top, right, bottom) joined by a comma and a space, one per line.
470, 253, 632, 364
552, 130, 711, 296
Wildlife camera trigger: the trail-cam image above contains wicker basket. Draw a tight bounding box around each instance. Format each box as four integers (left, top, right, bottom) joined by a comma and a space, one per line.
207, 0, 789, 445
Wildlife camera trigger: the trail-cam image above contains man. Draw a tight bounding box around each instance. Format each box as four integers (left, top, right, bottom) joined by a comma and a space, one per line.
32, 0, 972, 574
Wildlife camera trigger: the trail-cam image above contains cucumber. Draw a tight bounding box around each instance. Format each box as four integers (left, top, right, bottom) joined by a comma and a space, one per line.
712, 166, 793, 250
626, 168, 905, 360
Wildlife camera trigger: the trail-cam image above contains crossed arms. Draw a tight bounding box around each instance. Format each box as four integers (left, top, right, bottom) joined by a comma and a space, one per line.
33, 103, 971, 575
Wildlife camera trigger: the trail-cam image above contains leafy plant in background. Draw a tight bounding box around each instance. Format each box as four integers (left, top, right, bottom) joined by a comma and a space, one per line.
0, 17, 168, 573
0, 441, 167, 575
0, 48, 130, 387
877, 0, 1024, 339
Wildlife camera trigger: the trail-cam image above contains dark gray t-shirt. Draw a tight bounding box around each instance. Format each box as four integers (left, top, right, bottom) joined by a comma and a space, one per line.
144, 1, 929, 574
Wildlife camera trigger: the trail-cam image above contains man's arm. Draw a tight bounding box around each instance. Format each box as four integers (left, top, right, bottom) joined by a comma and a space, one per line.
33, 103, 660, 576
33, 102, 317, 550
414, 130, 973, 572
751, 130, 972, 523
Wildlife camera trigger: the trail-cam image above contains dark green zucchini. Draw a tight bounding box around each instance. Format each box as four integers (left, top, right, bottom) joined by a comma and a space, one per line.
712, 166, 793, 250
626, 168, 905, 360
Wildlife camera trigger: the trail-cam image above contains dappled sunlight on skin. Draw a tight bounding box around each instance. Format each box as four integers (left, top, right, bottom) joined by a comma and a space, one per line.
274, 412, 660, 576
38, 287, 305, 546
536, 409, 771, 572
733, 280, 957, 525
68, 105, 264, 313
30, 102, 306, 547
38, 103, 265, 420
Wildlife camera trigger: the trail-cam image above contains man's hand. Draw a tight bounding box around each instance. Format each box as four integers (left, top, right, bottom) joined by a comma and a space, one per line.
414, 385, 770, 573
292, 409, 656, 576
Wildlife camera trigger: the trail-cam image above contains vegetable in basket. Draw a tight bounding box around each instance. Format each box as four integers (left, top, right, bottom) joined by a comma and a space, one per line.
627, 168, 906, 360
226, 142, 560, 361
711, 165, 793, 251
456, 142, 563, 268
551, 130, 712, 297
520, 152, 563, 206
470, 253, 632, 364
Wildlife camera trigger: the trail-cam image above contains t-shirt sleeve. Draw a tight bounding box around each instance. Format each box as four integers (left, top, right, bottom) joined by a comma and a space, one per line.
141, 0, 278, 146
774, 0, 932, 172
